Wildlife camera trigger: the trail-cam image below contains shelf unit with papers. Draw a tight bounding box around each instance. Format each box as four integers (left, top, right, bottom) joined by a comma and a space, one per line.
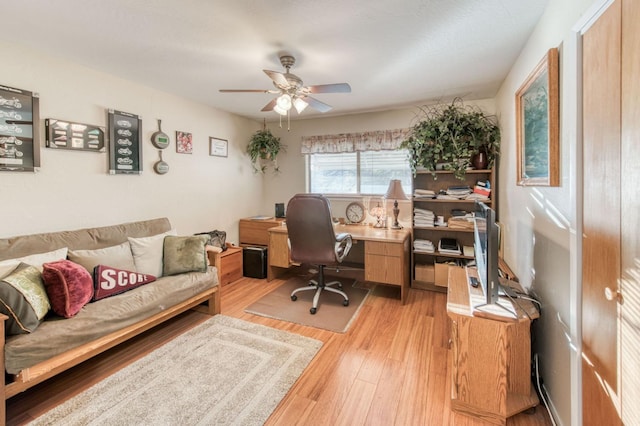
411, 169, 495, 292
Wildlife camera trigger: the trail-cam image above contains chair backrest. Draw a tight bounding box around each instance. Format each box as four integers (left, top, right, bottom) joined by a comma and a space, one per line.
286, 194, 341, 266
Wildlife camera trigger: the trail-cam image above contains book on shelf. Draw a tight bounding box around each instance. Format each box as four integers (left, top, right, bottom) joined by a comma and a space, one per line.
473, 185, 491, 197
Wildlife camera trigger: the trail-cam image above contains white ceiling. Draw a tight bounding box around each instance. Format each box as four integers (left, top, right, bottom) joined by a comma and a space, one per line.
4, 0, 548, 121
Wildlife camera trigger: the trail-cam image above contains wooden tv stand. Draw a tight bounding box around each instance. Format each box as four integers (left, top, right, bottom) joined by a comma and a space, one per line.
446, 267, 540, 425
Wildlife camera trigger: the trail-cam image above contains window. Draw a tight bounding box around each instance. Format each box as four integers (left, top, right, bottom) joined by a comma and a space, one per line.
308, 150, 412, 195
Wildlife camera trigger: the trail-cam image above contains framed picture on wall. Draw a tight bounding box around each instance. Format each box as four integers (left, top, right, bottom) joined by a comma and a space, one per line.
0, 84, 40, 172
515, 47, 560, 187
108, 109, 142, 174
209, 137, 228, 157
176, 131, 193, 154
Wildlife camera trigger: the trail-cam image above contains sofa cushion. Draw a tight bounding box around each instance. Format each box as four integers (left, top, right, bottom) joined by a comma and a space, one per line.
68, 242, 136, 274
92, 265, 156, 301
128, 229, 177, 277
163, 235, 208, 276
0, 247, 69, 279
42, 260, 94, 318
0, 263, 51, 335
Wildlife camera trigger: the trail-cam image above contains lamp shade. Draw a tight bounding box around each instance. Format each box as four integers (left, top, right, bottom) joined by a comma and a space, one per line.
276, 94, 292, 111
384, 179, 408, 200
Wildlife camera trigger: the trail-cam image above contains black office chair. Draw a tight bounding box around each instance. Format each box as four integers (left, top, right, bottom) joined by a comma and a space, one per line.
286, 194, 353, 314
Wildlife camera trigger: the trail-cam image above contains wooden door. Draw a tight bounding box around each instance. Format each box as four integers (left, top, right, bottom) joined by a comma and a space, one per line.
581, 0, 622, 424
620, 0, 640, 424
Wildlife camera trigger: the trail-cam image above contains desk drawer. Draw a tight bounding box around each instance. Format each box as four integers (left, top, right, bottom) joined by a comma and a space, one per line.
365, 253, 404, 286
365, 240, 404, 257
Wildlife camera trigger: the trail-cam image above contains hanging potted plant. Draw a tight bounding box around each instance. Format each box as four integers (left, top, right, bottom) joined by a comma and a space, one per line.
247, 122, 286, 173
401, 98, 500, 179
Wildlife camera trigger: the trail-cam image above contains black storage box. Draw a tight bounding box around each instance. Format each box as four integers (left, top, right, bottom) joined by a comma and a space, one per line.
243, 246, 268, 279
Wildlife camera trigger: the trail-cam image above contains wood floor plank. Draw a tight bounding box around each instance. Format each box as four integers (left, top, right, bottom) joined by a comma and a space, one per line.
6, 273, 552, 426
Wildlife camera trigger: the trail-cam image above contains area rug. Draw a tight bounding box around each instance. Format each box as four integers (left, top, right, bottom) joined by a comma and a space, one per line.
28, 315, 322, 426
244, 273, 369, 333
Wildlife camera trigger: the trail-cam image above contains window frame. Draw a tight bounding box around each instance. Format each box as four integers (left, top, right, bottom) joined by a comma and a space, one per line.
305, 150, 412, 197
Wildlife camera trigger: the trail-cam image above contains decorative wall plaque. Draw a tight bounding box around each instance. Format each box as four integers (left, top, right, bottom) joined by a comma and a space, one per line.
0, 84, 40, 172
108, 109, 142, 175
45, 118, 105, 152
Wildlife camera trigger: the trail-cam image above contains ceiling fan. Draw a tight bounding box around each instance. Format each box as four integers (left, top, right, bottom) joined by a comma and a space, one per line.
219, 54, 351, 116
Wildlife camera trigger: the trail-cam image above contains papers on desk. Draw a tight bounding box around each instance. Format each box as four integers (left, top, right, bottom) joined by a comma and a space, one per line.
250, 215, 273, 220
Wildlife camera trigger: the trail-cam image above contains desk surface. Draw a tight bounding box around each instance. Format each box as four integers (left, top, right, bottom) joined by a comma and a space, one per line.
269, 223, 410, 244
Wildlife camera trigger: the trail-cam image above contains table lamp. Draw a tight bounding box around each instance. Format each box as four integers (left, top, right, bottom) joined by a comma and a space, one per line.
384, 179, 408, 229
370, 202, 386, 228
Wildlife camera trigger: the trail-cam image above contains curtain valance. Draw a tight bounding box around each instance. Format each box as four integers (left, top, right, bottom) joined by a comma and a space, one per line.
300, 128, 410, 154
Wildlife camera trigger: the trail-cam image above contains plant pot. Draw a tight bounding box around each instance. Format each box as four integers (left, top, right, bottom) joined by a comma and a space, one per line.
472, 150, 488, 170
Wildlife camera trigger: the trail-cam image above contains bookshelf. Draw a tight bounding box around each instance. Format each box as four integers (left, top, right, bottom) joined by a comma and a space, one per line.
411, 169, 495, 291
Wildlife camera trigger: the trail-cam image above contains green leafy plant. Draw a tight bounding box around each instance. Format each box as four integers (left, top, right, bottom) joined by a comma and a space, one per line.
401, 98, 500, 179
247, 126, 286, 173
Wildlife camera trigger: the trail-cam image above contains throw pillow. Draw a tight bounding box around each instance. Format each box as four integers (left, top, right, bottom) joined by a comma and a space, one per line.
92, 265, 156, 302
68, 242, 136, 274
162, 235, 208, 276
128, 229, 177, 277
42, 260, 94, 318
0, 247, 69, 279
0, 263, 51, 335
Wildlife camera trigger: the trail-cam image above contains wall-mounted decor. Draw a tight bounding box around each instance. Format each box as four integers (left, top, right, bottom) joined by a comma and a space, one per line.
209, 137, 228, 157
108, 109, 142, 174
151, 119, 170, 149
0, 84, 40, 172
515, 47, 560, 187
176, 131, 193, 154
45, 119, 105, 152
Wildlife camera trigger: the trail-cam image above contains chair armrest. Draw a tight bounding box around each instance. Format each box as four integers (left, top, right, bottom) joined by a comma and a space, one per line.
334, 233, 353, 263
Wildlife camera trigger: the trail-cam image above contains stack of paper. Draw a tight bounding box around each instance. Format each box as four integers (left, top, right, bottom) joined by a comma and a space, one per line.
414, 239, 435, 253
414, 208, 435, 227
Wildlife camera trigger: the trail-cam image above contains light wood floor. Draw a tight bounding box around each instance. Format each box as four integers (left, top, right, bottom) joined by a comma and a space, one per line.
6, 272, 552, 425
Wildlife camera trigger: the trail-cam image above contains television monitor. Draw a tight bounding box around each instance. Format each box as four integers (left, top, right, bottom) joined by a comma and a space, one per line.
473, 201, 500, 306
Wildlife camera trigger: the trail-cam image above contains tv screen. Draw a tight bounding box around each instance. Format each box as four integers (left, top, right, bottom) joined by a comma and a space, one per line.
473, 201, 500, 305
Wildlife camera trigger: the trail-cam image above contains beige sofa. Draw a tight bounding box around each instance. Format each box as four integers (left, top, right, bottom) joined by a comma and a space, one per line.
0, 218, 220, 418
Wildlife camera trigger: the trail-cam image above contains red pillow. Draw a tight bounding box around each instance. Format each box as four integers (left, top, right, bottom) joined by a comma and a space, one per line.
92, 265, 156, 301
42, 260, 94, 318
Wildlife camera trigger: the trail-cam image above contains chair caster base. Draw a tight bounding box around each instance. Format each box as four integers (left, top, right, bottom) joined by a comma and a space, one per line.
291, 295, 297, 301
310, 307, 317, 314
343, 299, 349, 307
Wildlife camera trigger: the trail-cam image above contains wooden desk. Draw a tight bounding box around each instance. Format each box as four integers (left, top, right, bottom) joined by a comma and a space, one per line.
267, 224, 411, 304
447, 266, 540, 425
239, 217, 285, 246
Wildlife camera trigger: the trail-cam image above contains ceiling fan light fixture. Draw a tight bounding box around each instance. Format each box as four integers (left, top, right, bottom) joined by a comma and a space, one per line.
293, 97, 308, 114
276, 94, 292, 111
273, 104, 288, 116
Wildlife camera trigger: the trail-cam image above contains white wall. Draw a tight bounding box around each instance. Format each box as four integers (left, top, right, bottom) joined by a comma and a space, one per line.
261, 99, 496, 222
0, 41, 262, 244
495, 1, 597, 425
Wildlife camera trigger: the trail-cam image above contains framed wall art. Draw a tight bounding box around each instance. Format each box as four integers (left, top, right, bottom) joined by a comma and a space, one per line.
209, 137, 228, 157
45, 118, 105, 152
176, 131, 193, 154
108, 109, 143, 174
0, 84, 40, 172
515, 47, 560, 187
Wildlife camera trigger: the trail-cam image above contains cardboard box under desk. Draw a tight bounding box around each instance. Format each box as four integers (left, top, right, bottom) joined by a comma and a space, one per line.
415, 264, 435, 282
434, 263, 449, 287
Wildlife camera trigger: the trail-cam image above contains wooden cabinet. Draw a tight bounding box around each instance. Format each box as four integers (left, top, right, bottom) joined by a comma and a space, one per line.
411, 169, 495, 291
207, 245, 243, 286
268, 230, 290, 268
364, 240, 409, 286
239, 217, 285, 246
447, 267, 538, 425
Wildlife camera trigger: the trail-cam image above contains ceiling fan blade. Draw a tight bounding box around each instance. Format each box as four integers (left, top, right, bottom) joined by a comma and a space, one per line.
261, 98, 278, 112
263, 70, 290, 88
219, 89, 271, 93
304, 96, 333, 113
307, 83, 351, 94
